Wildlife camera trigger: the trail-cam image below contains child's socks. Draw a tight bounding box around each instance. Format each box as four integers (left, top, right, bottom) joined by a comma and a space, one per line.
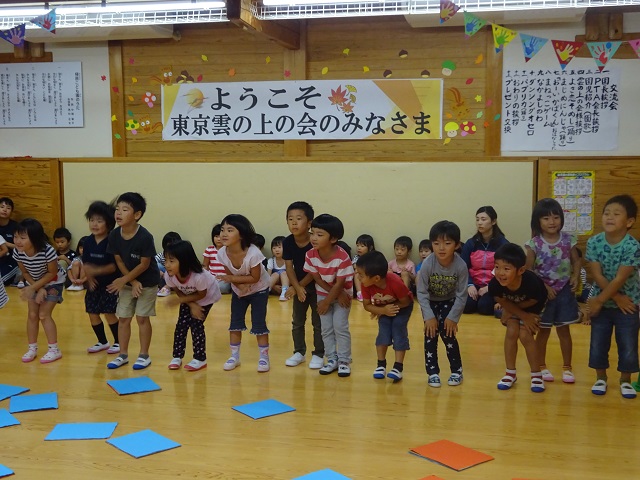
223, 343, 241, 371
257, 344, 270, 372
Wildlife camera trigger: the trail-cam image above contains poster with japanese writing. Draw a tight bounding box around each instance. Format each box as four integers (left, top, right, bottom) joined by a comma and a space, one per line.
0, 61, 83, 128
553, 170, 595, 235
502, 68, 620, 151
161, 79, 442, 141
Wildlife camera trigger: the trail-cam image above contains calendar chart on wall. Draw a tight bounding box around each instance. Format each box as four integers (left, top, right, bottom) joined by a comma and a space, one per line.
553, 170, 595, 235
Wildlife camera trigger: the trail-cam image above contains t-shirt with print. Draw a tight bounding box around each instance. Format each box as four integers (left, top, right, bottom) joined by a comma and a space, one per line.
203, 245, 226, 277
303, 245, 354, 298
164, 270, 221, 306
82, 234, 119, 287
217, 244, 270, 297
526, 232, 576, 292
388, 258, 416, 276
416, 253, 468, 323
13, 243, 65, 286
107, 225, 159, 288
362, 270, 413, 305
488, 270, 548, 314
282, 234, 315, 293
585, 232, 640, 308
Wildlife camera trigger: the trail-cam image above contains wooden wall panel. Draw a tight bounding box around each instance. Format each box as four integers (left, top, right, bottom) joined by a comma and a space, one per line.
0, 158, 63, 236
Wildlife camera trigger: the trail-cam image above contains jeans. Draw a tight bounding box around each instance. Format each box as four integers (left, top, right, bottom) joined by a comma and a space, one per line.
589, 308, 640, 372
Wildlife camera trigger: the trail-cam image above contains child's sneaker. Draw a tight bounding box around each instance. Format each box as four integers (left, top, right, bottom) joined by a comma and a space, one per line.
257, 357, 270, 373
107, 355, 129, 369
285, 352, 305, 367
279, 287, 289, 301
223, 356, 240, 371
621, 382, 637, 399
309, 355, 324, 369
184, 359, 207, 371
319, 359, 338, 375
448, 373, 463, 386
40, 349, 62, 364
87, 342, 110, 353
387, 368, 403, 381
562, 370, 575, 384
16, 281, 25, 289
22, 348, 38, 363
541, 369, 554, 382
132, 356, 152, 370
356, 291, 363, 302
591, 379, 607, 395
373, 366, 386, 379
428, 374, 441, 388
156, 286, 171, 297
107, 343, 120, 354
531, 376, 545, 393
337, 362, 351, 377
66, 284, 84, 291
497, 374, 517, 390
168, 358, 182, 370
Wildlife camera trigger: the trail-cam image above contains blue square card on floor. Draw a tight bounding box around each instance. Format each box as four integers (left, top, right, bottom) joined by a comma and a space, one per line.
0, 384, 29, 402
9, 392, 58, 413
232, 399, 295, 420
107, 429, 180, 458
107, 376, 161, 395
45, 422, 118, 440
0, 464, 14, 477
293, 469, 352, 479
0, 410, 20, 428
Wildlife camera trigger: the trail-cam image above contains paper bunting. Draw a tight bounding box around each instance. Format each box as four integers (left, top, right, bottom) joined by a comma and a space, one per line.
463, 12, 487, 39
552, 40, 583, 70
30, 8, 56, 34
629, 39, 640, 58
0, 24, 26, 47
492, 24, 517, 53
520, 34, 548, 62
440, 0, 460, 24
587, 41, 622, 72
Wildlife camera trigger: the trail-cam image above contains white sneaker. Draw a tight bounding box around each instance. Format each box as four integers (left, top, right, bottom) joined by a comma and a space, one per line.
40, 349, 62, 364
66, 284, 84, 291
184, 359, 207, 371
168, 357, 182, 370
107, 343, 120, 354
285, 352, 305, 367
157, 286, 171, 297
87, 342, 110, 353
309, 355, 324, 369
257, 357, 270, 373
223, 356, 240, 371
279, 287, 289, 301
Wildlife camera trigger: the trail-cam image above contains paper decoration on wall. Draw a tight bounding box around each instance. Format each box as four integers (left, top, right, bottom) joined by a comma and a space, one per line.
0, 24, 26, 47
201, 54, 208, 62
520, 34, 548, 62
441, 60, 456, 76
111, 115, 117, 121
228, 68, 236, 76
266, 56, 271, 64
112, 86, 119, 93
30, 9, 56, 34
460, 121, 477, 136
127, 110, 134, 117
132, 77, 138, 83
142, 92, 157, 107
196, 74, 203, 82
114, 133, 122, 139
138, 115, 163, 134
398, 49, 408, 58
127, 96, 134, 101
587, 41, 622, 72
343, 48, 350, 55
129, 57, 135, 65
284, 70, 291, 78
492, 24, 517, 53
476, 111, 483, 118
466, 78, 473, 84
383, 69, 392, 78
552, 40, 583, 70
175, 70, 195, 83
463, 12, 487, 38
322, 67, 329, 75
475, 53, 483, 64
125, 119, 139, 135
444, 121, 459, 137
439, 0, 460, 24
629, 39, 640, 58
101, 75, 106, 81
149, 66, 173, 85
362, 66, 370, 73
474, 95, 482, 102
421, 70, 430, 78
445, 87, 469, 120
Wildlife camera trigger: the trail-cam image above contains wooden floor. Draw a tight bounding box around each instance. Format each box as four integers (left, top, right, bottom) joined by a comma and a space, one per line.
0, 288, 639, 479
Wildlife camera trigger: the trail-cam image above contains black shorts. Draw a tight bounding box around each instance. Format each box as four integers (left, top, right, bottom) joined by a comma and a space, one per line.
85, 287, 118, 315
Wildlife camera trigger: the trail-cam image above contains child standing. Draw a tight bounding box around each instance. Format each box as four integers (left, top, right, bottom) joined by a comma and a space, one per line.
106, 192, 159, 370
586, 194, 640, 399
0, 197, 19, 286
525, 198, 581, 384
267, 236, 290, 300
53, 227, 79, 290
156, 231, 182, 297
216, 214, 272, 372
417, 221, 468, 387
304, 214, 354, 377
164, 240, 221, 371
0, 235, 9, 308
282, 201, 324, 369
388, 236, 416, 289
352, 234, 375, 301
13, 219, 65, 363
489, 243, 548, 392
70, 201, 121, 354
356, 251, 413, 381
203, 224, 231, 294
415, 239, 432, 274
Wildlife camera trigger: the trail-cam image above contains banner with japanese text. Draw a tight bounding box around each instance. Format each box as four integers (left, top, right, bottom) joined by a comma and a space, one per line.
162, 79, 443, 141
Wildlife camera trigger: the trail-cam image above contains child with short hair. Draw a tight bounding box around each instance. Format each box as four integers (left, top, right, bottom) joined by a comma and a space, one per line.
417, 221, 468, 387
203, 224, 231, 294
0, 235, 9, 308
282, 201, 324, 369
356, 250, 413, 381
352, 234, 375, 301
415, 239, 432, 274
164, 240, 221, 371
267, 236, 290, 301
0, 196, 19, 286
156, 231, 182, 297
53, 227, 79, 290
68, 236, 88, 291
489, 243, 548, 392
106, 192, 159, 370
13, 218, 66, 363
304, 214, 354, 377
586, 194, 640, 399
217, 214, 271, 372
388, 235, 416, 289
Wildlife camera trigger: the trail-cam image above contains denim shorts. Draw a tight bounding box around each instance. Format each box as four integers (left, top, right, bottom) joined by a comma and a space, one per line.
376, 303, 412, 351
41, 284, 64, 304
230, 288, 270, 335
540, 282, 579, 328
589, 308, 640, 373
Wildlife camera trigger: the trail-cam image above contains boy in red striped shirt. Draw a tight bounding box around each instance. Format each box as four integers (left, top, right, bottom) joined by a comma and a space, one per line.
304, 214, 354, 377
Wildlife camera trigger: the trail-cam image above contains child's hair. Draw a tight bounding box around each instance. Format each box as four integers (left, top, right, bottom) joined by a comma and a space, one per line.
531, 198, 564, 236
494, 243, 527, 269
0, 197, 14, 209
15, 218, 49, 252
356, 234, 375, 251
271, 235, 285, 249
117, 192, 147, 218
338, 240, 351, 257
254, 234, 266, 250
53, 227, 71, 241
220, 214, 256, 250
418, 239, 432, 251
77, 236, 87, 252
286, 201, 314, 221
473, 205, 505, 241
164, 240, 204, 277
211, 223, 222, 242
311, 214, 344, 240
604, 194, 638, 219
429, 221, 461, 243
394, 236, 413, 251
161, 231, 182, 250
356, 251, 388, 278
85, 200, 116, 231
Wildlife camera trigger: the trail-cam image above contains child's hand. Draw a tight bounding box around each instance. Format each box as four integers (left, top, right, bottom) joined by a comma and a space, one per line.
588, 297, 603, 318
317, 299, 330, 315
337, 291, 351, 308
545, 285, 557, 300
382, 303, 400, 316
612, 294, 637, 315
569, 275, 579, 292
189, 303, 204, 320
478, 285, 489, 297
467, 285, 478, 300
217, 274, 232, 283
107, 277, 127, 294
294, 285, 306, 302
444, 318, 458, 337
369, 312, 379, 320
130, 280, 143, 298
20, 285, 35, 301
520, 312, 540, 335
424, 318, 437, 337
35, 288, 47, 304
86, 277, 98, 291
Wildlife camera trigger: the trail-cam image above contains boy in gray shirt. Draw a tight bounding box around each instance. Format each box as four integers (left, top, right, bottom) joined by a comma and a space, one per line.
417, 221, 469, 388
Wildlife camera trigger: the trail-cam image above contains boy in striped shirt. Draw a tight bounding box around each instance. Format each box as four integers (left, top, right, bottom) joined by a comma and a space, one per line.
304, 214, 354, 377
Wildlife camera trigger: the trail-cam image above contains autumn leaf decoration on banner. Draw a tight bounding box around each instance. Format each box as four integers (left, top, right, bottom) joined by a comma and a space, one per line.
439, 0, 460, 24
520, 34, 548, 62
0, 24, 25, 47
492, 24, 517, 53
30, 8, 56, 34
552, 40, 584, 70
587, 41, 622, 72
463, 12, 487, 39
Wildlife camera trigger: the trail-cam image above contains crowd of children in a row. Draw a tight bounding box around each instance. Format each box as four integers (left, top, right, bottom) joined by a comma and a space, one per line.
0, 193, 638, 398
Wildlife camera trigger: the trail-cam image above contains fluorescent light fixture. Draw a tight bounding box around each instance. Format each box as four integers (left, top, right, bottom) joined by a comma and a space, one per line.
59, 2, 225, 14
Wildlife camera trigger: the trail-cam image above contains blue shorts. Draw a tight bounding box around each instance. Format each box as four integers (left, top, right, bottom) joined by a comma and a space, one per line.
540, 282, 579, 328
30, 284, 64, 304
376, 303, 412, 351
229, 288, 270, 335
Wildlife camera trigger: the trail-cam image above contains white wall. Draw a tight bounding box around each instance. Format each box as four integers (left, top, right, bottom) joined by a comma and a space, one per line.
0, 41, 112, 157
